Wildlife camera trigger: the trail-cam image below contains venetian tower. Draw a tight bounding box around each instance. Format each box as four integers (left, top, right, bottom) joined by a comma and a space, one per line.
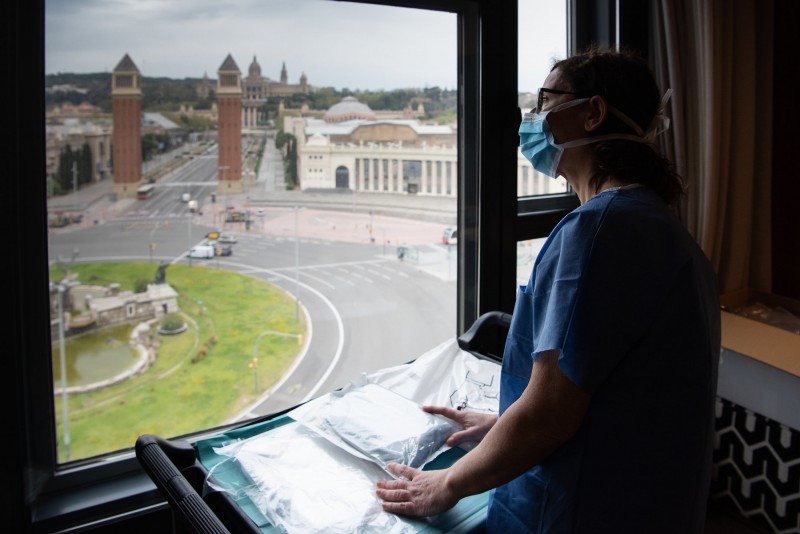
216, 54, 243, 194
111, 54, 142, 198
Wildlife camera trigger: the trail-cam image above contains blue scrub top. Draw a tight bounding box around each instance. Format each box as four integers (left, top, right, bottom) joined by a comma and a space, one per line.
487, 186, 720, 534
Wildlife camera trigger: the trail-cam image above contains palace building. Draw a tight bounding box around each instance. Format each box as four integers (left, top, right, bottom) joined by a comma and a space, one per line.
242, 57, 312, 128
284, 96, 565, 198
284, 96, 457, 196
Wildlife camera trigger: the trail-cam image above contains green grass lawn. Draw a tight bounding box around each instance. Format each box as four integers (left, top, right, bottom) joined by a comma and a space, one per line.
51, 262, 306, 463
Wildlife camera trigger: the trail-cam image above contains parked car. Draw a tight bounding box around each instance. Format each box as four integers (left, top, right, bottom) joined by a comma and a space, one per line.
442, 227, 458, 245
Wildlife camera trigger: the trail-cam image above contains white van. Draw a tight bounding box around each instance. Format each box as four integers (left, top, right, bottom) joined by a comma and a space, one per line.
188, 245, 214, 259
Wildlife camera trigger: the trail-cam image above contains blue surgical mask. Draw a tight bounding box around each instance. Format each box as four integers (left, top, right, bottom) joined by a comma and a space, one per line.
519, 99, 588, 178
519, 91, 672, 178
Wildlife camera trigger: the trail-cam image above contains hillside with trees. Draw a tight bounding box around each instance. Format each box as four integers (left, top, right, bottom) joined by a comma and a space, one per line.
45, 73, 456, 119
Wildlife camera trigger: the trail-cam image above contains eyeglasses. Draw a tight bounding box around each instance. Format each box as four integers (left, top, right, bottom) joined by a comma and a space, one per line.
535, 87, 580, 113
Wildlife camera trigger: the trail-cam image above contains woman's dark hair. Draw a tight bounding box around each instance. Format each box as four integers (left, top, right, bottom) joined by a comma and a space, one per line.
553, 46, 685, 206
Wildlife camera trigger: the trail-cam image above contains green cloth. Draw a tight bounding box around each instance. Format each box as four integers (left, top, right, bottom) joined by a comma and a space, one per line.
194, 416, 489, 533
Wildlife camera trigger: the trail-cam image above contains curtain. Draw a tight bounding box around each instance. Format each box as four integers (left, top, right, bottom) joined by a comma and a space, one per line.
653, 0, 773, 294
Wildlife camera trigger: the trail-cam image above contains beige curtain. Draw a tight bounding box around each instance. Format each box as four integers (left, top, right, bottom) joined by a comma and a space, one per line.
654, 0, 773, 294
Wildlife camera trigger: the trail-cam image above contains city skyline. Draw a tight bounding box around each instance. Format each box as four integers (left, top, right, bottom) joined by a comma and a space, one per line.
45, 0, 565, 93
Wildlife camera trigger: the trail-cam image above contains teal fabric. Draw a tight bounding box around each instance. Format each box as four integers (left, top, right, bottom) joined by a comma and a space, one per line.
194, 417, 489, 533
195, 416, 295, 531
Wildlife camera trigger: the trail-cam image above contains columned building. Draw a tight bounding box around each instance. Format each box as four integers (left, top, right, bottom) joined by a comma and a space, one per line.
242, 57, 266, 129
216, 54, 243, 194
285, 96, 567, 198
285, 97, 459, 197
111, 54, 142, 198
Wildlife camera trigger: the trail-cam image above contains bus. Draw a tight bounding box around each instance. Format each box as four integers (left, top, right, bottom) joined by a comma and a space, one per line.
136, 183, 155, 200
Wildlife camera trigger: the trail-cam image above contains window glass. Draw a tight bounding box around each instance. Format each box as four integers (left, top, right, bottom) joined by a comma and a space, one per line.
517, 237, 548, 286
45, 0, 457, 464
518, 0, 569, 196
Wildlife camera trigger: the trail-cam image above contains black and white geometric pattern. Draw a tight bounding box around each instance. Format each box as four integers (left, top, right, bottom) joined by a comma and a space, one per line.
712, 397, 800, 533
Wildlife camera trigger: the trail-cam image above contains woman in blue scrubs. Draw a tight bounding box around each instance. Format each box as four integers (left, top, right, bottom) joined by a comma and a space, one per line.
377, 47, 720, 533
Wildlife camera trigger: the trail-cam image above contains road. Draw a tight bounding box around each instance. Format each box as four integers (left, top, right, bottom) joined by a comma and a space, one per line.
48, 140, 458, 420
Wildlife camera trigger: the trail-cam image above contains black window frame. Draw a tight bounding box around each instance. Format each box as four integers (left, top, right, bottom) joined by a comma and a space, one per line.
9, 0, 637, 530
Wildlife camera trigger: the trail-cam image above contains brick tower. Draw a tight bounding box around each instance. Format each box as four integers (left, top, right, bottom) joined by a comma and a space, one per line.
111, 54, 142, 198
216, 54, 243, 194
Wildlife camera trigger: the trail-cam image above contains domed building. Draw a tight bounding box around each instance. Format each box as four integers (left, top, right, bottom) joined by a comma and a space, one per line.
239, 56, 314, 128
284, 96, 458, 196
248, 57, 262, 79
323, 96, 377, 122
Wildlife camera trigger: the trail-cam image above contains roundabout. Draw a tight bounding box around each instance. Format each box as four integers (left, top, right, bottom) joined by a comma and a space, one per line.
51, 261, 308, 462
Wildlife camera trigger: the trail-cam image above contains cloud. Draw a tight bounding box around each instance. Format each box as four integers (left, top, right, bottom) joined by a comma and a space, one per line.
518, 0, 568, 92
45, 0, 457, 90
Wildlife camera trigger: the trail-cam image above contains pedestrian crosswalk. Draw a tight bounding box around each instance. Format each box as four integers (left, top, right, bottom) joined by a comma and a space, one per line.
202, 233, 455, 286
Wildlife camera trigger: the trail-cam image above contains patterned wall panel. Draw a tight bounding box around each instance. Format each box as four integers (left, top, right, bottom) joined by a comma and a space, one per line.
712, 397, 800, 533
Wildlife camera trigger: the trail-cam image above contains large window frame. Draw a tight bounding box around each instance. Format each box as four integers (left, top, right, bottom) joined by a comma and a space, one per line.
9, 0, 636, 530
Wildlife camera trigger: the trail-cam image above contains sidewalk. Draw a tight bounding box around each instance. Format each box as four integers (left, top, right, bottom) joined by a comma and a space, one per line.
47, 176, 137, 231
200, 201, 450, 247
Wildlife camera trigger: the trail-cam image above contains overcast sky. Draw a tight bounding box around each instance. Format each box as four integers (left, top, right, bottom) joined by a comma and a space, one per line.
45, 0, 565, 93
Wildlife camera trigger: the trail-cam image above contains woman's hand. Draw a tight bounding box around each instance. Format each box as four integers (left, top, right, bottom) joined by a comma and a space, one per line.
422, 405, 498, 447
376, 463, 459, 517
376, 407, 499, 517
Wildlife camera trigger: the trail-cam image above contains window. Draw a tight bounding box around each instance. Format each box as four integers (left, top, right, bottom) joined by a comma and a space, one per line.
44, 0, 461, 466
517, 0, 569, 199
13, 0, 577, 530
515, 0, 577, 285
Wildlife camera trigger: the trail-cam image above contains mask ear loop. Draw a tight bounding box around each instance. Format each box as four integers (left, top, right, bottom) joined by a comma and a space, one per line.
608, 106, 646, 137
604, 89, 673, 143
643, 88, 672, 142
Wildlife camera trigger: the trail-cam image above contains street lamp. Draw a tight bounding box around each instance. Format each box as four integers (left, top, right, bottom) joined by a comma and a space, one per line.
56, 283, 70, 461
219, 166, 230, 209
294, 206, 300, 321
187, 204, 193, 266
72, 161, 78, 201
369, 210, 374, 243
52, 277, 79, 462
52, 248, 80, 462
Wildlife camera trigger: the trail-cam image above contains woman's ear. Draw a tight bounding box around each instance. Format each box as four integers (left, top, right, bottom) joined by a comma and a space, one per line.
584, 95, 608, 132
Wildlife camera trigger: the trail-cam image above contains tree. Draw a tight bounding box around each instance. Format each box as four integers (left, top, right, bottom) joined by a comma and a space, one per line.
275, 131, 289, 151
79, 143, 93, 186
286, 135, 297, 188
55, 143, 96, 193
275, 132, 297, 188
57, 145, 74, 192
141, 133, 170, 161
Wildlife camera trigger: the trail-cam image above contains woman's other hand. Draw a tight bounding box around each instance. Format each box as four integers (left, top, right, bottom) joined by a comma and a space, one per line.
422, 405, 498, 447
